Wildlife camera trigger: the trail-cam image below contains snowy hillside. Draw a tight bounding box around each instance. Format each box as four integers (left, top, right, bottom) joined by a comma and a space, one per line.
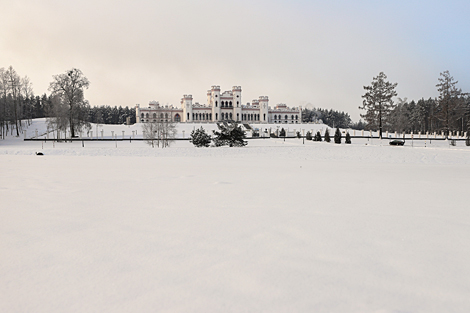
1, 119, 470, 313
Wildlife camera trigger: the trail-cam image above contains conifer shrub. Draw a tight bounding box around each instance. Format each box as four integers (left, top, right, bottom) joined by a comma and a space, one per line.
190, 127, 211, 147
334, 127, 342, 144
306, 131, 313, 141
345, 132, 352, 144
212, 122, 247, 147
324, 128, 331, 142
279, 128, 286, 137
314, 131, 322, 141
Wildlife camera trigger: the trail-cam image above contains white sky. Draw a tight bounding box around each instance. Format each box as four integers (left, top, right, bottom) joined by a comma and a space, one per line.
2, 0, 469, 120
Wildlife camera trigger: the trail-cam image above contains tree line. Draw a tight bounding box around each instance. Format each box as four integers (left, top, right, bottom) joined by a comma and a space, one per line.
0, 66, 136, 139
360, 71, 469, 137
302, 107, 352, 129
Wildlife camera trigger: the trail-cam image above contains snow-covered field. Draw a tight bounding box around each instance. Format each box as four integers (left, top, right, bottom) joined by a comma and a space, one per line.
1, 119, 470, 312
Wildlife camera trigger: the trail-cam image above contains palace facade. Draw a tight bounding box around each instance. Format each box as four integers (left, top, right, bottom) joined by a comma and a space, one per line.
136, 86, 301, 124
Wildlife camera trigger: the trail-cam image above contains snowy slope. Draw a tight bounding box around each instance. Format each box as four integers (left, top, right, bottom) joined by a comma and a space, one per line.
1, 120, 470, 313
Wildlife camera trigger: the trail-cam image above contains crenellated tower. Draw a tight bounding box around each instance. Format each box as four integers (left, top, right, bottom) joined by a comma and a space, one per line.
232, 86, 242, 122
259, 96, 269, 123
210, 85, 221, 121
181, 94, 193, 122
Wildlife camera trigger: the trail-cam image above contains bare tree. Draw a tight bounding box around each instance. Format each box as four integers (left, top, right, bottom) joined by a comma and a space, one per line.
360, 72, 398, 138
49, 68, 90, 138
21, 76, 34, 126
46, 95, 69, 140
5, 66, 22, 136
142, 119, 176, 148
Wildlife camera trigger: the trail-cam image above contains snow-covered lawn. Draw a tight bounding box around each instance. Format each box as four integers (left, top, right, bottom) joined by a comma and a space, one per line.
1, 120, 470, 312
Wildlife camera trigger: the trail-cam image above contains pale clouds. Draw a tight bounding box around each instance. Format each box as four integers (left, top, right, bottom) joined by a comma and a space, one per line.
1, 0, 469, 120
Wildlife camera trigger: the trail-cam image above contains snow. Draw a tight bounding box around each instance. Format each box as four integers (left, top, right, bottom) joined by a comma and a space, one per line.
1, 119, 470, 312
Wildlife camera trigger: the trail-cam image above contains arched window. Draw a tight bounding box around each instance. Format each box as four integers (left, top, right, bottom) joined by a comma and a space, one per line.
174, 114, 181, 122
216, 113, 218, 120
285, 115, 288, 120
296, 115, 298, 120
237, 113, 239, 121
209, 113, 212, 120
160, 113, 164, 119
291, 115, 294, 120
199, 113, 202, 120
221, 113, 224, 120
141, 113, 144, 118
146, 113, 149, 118
274, 115, 277, 120
153, 113, 156, 118
229, 101, 232, 107
229, 112, 232, 120
187, 113, 190, 120
237, 101, 239, 106
165, 113, 168, 119
263, 113, 266, 121
215, 101, 218, 107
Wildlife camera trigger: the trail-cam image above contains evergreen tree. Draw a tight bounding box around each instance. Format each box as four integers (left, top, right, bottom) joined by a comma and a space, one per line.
324, 128, 331, 142
190, 127, 211, 147
314, 131, 322, 141
279, 128, 286, 137
305, 131, 312, 140
345, 132, 351, 144
334, 127, 341, 144
360, 72, 398, 138
213, 122, 247, 147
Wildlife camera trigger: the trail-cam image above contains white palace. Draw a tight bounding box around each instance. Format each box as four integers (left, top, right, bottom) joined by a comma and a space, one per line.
136, 86, 302, 124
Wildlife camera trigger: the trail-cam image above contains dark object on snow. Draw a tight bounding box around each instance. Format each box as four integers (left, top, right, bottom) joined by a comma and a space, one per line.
36, 152, 44, 155
389, 140, 405, 146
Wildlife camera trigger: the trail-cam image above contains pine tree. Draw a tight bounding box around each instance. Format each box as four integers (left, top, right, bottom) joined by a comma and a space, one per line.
314, 131, 322, 141
306, 131, 312, 140
213, 122, 247, 147
334, 127, 341, 144
190, 127, 211, 147
324, 128, 331, 142
360, 72, 398, 138
345, 132, 351, 144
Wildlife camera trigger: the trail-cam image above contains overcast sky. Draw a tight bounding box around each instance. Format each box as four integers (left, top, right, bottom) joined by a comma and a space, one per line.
2, 0, 469, 120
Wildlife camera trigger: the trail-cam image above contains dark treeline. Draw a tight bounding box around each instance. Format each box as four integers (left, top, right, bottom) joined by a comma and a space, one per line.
360, 71, 470, 136
368, 95, 470, 134
1, 66, 135, 139
302, 107, 352, 129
